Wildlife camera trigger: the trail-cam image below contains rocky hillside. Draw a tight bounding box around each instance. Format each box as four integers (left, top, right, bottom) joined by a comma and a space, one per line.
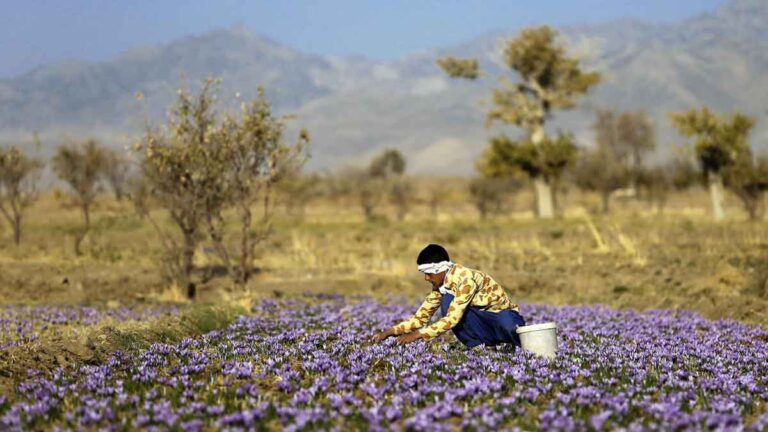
0, 0, 765, 174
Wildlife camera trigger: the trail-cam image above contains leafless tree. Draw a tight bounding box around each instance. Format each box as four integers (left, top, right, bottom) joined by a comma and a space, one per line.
52, 139, 108, 255
0, 146, 43, 245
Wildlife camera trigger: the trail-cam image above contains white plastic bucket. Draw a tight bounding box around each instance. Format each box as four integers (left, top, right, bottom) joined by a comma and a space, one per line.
516, 322, 557, 358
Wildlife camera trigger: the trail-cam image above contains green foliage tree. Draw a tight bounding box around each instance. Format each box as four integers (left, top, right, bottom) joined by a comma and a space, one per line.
276, 173, 320, 220
0, 146, 43, 245
435, 58, 479, 79
478, 132, 577, 189
439, 25, 600, 218
53, 139, 108, 255
369, 149, 406, 178
723, 153, 768, 220
670, 108, 754, 221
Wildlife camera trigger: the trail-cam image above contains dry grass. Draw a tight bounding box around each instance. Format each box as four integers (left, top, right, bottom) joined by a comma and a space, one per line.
0, 187, 766, 329
0, 300, 248, 400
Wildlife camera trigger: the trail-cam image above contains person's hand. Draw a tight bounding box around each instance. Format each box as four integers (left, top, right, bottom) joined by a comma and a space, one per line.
371, 328, 394, 343
396, 332, 423, 345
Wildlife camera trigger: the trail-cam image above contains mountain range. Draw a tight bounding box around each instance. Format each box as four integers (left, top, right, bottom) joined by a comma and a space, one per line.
1, 0, 766, 174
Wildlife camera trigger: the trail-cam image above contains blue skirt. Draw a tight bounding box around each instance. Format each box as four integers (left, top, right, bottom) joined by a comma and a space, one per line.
440, 293, 526, 348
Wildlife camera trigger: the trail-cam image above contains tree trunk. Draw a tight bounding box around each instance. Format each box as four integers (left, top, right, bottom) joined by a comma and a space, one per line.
13, 213, 21, 246
533, 177, 555, 219
1, 201, 23, 246
747, 205, 758, 221
601, 191, 611, 214
238, 206, 253, 288
630, 152, 640, 200
478, 203, 488, 220
182, 229, 196, 294
362, 198, 375, 221
707, 171, 725, 221
396, 203, 407, 221
531, 124, 554, 219
744, 194, 761, 221
206, 212, 235, 285
74, 204, 91, 256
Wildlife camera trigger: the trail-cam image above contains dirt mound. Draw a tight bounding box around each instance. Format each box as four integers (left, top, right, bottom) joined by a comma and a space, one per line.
0, 303, 245, 401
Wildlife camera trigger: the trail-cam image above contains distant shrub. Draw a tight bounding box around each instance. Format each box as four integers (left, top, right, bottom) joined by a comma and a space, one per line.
368, 149, 405, 178
276, 173, 321, 219
369, 149, 410, 221
573, 146, 629, 214
52, 139, 109, 255
468, 177, 516, 219
0, 146, 43, 245
723, 154, 768, 220
102, 148, 131, 201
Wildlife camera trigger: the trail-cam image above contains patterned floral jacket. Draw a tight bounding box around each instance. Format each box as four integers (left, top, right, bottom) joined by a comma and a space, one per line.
391, 263, 519, 340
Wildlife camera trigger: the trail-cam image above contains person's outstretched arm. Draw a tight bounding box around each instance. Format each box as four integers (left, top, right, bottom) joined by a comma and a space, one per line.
372, 291, 441, 342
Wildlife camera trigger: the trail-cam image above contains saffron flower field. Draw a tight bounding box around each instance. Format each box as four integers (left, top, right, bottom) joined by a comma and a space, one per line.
1, 294, 767, 431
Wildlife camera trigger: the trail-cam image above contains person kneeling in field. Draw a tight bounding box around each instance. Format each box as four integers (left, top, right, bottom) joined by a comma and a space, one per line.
372, 244, 525, 349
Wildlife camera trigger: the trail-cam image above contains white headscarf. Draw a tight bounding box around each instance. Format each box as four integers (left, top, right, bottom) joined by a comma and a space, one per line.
417, 260, 453, 274
417, 261, 454, 295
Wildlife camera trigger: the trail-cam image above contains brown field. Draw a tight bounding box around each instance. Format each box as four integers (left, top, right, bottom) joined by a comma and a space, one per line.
1, 184, 766, 326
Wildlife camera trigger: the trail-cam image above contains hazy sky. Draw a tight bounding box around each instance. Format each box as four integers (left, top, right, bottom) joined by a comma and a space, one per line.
0, 0, 727, 79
